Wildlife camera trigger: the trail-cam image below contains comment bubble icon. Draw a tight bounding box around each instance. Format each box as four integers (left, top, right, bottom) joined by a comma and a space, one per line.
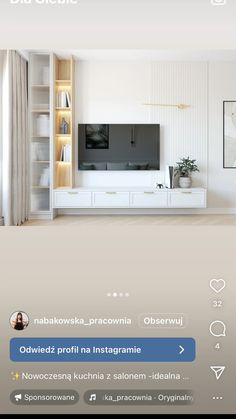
209, 321, 226, 337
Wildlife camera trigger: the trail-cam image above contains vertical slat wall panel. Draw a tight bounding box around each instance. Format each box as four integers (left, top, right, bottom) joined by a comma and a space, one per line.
150, 62, 208, 187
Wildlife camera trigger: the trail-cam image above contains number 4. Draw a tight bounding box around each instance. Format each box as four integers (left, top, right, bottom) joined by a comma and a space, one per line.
215, 343, 221, 350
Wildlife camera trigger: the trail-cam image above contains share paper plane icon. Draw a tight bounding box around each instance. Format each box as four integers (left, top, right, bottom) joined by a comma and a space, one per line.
210, 366, 226, 380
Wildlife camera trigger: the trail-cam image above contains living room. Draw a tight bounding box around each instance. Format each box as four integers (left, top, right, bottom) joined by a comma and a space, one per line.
0, 49, 236, 225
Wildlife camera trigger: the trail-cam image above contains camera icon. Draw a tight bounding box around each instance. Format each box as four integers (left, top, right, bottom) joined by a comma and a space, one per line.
211, 0, 226, 5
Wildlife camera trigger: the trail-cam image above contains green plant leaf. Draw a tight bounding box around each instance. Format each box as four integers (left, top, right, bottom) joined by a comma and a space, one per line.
175, 157, 199, 176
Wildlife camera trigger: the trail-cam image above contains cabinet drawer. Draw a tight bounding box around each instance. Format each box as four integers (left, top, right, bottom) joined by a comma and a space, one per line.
130, 191, 168, 207
54, 191, 92, 208
169, 191, 206, 208
93, 192, 130, 207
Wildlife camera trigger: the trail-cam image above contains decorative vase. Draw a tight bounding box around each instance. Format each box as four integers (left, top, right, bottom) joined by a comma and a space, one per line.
179, 176, 192, 188
60, 118, 69, 134
165, 165, 174, 189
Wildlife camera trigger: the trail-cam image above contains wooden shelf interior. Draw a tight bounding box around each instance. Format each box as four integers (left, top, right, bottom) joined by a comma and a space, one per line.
55, 136, 71, 161
56, 114, 71, 136
56, 80, 71, 85
54, 56, 74, 188
55, 134, 72, 187
56, 107, 71, 111
55, 162, 72, 188
55, 59, 71, 82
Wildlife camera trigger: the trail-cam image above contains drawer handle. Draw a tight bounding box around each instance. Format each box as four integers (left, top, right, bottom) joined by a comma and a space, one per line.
68, 192, 78, 195
106, 192, 117, 195
181, 191, 192, 194
144, 191, 155, 194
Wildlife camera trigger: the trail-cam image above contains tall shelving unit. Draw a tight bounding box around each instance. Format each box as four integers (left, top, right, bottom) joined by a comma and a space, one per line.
53, 55, 74, 189
29, 53, 53, 218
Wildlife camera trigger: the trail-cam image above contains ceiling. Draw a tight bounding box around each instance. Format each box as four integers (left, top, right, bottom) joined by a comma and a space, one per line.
29, 49, 236, 62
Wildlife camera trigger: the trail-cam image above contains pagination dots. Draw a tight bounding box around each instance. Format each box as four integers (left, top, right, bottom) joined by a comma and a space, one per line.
107, 292, 130, 298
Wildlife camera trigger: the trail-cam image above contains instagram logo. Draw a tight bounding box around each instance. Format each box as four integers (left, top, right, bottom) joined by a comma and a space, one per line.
211, 0, 226, 5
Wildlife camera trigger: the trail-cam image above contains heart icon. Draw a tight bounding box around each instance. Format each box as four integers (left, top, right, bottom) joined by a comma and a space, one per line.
210, 279, 226, 294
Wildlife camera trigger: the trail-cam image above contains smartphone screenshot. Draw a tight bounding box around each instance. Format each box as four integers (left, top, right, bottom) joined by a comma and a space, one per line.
0, 0, 236, 415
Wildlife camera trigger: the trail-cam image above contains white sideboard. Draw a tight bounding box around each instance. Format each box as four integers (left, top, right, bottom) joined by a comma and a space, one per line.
53, 188, 207, 209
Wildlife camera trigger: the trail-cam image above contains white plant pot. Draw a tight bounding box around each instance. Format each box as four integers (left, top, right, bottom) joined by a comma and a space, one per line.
179, 177, 192, 188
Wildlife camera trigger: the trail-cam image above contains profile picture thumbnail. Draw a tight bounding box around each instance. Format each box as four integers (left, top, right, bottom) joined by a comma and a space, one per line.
10, 311, 29, 331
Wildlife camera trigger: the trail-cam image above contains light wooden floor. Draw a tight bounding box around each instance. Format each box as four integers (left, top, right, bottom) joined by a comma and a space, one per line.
24, 215, 236, 226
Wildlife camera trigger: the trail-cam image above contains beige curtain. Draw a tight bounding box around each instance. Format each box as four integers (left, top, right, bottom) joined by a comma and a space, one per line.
3, 51, 29, 226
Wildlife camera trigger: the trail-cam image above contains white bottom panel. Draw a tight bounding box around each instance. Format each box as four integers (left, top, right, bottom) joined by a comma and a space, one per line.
29, 211, 53, 220
130, 191, 168, 207
31, 189, 50, 212
169, 191, 206, 208
54, 191, 92, 208
93, 192, 130, 207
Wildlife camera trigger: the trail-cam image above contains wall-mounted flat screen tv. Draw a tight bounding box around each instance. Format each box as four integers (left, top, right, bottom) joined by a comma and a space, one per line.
78, 124, 160, 170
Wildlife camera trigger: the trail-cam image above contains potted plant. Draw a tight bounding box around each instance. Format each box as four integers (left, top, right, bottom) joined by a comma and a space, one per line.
175, 157, 199, 188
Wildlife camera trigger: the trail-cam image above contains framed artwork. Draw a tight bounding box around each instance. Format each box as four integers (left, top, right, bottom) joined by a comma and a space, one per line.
223, 101, 236, 168
85, 124, 109, 149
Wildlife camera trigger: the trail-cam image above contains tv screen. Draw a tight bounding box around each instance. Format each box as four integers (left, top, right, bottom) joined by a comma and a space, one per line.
78, 124, 160, 171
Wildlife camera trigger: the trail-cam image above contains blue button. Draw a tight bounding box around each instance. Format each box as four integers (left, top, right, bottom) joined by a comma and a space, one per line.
10, 337, 195, 362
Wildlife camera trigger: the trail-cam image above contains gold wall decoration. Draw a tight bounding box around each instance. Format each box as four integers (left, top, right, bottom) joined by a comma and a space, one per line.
143, 103, 190, 110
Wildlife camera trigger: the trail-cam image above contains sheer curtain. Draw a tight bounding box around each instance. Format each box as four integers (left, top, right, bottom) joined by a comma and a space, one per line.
2, 50, 29, 226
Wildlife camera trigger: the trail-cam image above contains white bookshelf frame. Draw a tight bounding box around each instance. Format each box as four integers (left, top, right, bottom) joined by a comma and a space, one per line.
29, 52, 53, 219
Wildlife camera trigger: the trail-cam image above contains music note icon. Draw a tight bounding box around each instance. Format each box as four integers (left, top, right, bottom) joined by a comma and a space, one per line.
89, 394, 97, 402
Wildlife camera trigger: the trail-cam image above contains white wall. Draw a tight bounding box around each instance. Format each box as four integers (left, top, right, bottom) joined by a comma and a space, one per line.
208, 63, 236, 211
74, 60, 236, 211
75, 61, 208, 190
150, 62, 207, 188
75, 61, 155, 188
0, 52, 3, 221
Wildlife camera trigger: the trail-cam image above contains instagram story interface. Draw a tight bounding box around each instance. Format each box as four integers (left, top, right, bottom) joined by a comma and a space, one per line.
0, 0, 236, 415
